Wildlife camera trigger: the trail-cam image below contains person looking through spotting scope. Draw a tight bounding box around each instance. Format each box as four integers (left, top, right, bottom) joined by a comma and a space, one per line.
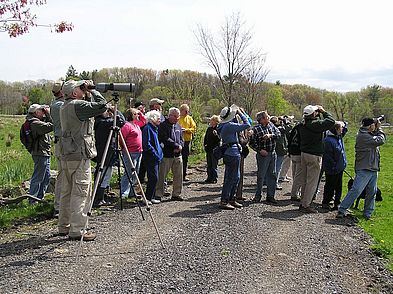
58, 80, 107, 241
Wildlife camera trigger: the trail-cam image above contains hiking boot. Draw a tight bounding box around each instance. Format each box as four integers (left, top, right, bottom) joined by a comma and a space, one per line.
68, 231, 96, 242
219, 201, 235, 210
336, 211, 346, 218
299, 206, 318, 213
266, 197, 278, 204
171, 195, 184, 201
321, 203, 331, 210
229, 200, 243, 208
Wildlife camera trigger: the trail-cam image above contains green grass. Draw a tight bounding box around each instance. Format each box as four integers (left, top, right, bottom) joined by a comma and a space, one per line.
0, 199, 54, 228
343, 126, 393, 270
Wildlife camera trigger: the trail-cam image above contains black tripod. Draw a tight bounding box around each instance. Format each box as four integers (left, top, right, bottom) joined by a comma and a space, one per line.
78, 92, 165, 256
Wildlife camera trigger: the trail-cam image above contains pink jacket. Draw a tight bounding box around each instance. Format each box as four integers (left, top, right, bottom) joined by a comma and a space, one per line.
121, 121, 142, 153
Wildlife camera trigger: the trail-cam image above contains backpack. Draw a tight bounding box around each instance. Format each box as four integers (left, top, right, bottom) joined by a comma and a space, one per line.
288, 123, 302, 156
20, 120, 35, 153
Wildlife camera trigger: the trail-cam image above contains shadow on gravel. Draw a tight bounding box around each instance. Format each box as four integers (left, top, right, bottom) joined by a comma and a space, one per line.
258, 208, 303, 221
0, 236, 67, 258
169, 200, 221, 218
325, 217, 358, 227
193, 186, 222, 193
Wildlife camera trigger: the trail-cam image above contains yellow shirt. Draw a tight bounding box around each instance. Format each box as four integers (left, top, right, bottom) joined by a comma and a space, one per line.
179, 115, 196, 142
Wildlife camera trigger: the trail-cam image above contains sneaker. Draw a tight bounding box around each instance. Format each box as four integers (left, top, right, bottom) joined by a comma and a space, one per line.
183, 177, 190, 182
278, 177, 290, 183
53, 210, 59, 218
171, 196, 184, 201
299, 206, 318, 213
336, 211, 346, 218
229, 201, 243, 208
69, 231, 96, 242
151, 198, 161, 204
266, 198, 278, 204
163, 191, 171, 197
219, 201, 235, 210
276, 186, 283, 190
290, 196, 300, 202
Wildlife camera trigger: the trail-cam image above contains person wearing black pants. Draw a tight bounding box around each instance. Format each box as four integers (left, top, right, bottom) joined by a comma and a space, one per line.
321, 121, 348, 210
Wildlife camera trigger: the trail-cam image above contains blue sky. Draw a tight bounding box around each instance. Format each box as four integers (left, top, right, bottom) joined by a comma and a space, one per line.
1, 0, 392, 92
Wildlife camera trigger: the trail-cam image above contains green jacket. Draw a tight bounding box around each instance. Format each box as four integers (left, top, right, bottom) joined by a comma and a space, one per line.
26, 113, 53, 157
299, 111, 335, 156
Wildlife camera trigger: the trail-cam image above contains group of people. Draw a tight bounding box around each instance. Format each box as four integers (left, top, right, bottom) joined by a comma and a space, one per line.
26, 80, 197, 241
204, 103, 386, 222
25, 79, 386, 241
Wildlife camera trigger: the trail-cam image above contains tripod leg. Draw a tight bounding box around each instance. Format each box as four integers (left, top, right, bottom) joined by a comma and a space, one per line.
118, 131, 165, 249
119, 151, 145, 220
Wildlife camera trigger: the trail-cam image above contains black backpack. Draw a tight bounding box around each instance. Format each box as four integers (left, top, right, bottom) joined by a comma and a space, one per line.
20, 120, 35, 153
288, 123, 302, 156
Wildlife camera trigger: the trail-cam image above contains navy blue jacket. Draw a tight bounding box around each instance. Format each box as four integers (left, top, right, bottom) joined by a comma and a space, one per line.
322, 132, 347, 175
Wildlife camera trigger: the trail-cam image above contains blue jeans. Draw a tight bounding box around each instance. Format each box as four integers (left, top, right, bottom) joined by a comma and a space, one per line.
275, 155, 285, 182
339, 169, 378, 218
29, 155, 51, 201
120, 151, 141, 197
206, 150, 218, 181
144, 154, 160, 201
256, 152, 277, 199
221, 155, 240, 202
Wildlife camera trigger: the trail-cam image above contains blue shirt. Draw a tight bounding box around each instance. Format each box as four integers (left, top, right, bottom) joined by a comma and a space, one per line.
142, 122, 163, 162
217, 113, 251, 157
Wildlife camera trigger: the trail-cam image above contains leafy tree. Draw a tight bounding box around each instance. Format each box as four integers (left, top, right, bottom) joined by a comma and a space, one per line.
28, 87, 47, 105
265, 86, 289, 116
361, 84, 382, 104
65, 65, 78, 80
375, 95, 393, 123
79, 70, 91, 80
0, 0, 73, 37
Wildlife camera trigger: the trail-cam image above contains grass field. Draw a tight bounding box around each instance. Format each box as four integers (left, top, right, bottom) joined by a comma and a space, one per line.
0, 115, 392, 270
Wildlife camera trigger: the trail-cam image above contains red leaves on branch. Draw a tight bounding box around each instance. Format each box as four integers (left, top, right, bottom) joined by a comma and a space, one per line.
0, 0, 73, 37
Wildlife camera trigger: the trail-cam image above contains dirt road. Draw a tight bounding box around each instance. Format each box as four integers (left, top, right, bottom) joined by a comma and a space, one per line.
1, 153, 392, 293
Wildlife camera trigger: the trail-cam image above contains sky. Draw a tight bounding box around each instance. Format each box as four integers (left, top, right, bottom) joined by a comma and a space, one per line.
1, 0, 393, 92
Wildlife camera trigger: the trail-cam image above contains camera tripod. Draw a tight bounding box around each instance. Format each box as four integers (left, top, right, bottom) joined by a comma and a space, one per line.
78, 92, 165, 257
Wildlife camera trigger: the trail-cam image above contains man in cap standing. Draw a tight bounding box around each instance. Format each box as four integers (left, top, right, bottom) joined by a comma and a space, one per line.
299, 105, 335, 213
50, 81, 64, 217
337, 117, 386, 219
26, 104, 53, 203
58, 80, 107, 241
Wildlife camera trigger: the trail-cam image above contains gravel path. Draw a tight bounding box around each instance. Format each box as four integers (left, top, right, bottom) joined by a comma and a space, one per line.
1, 153, 392, 294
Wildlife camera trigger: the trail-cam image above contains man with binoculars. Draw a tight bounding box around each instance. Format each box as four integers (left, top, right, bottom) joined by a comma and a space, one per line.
337, 116, 386, 220
58, 80, 107, 241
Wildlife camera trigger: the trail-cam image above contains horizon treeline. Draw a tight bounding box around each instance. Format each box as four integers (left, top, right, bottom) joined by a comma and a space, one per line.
0, 66, 392, 124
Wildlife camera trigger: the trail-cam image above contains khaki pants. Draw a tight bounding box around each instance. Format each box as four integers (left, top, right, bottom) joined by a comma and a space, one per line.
280, 155, 291, 179
58, 159, 92, 237
290, 155, 302, 197
300, 152, 321, 208
54, 142, 64, 211
156, 157, 183, 198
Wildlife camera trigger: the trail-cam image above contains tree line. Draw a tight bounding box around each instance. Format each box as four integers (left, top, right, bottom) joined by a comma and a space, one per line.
0, 65, 392, 125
